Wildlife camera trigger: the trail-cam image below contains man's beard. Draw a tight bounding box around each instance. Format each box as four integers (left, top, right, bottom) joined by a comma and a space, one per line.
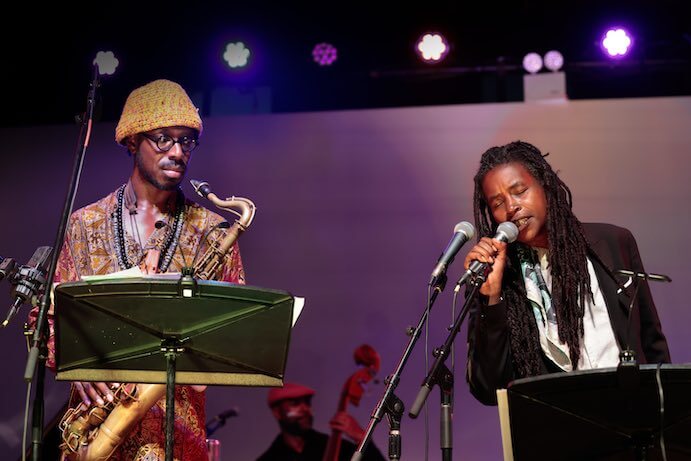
135, 151, 183, 191
278, 414, 313, 436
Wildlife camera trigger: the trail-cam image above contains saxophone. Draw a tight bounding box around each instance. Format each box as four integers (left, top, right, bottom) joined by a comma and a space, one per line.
58, 180, 256, 460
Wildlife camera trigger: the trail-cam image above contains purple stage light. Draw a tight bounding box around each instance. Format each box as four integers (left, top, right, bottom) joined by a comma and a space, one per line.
312, 43, 338, 66
543, 50, 564, 72
522, 52, 543, 74
602, 28, 632, 57
416, 33, 449, 63
223, 42, 251, 69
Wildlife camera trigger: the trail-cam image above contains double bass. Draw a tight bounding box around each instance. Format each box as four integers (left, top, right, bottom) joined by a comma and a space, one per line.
322, 344, 380, 461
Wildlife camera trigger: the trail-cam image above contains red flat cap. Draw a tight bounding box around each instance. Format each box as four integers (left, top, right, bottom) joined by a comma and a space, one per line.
267, 382, 315, 407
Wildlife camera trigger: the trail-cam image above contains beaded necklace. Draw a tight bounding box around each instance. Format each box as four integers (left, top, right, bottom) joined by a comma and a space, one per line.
112, 184, 185, 272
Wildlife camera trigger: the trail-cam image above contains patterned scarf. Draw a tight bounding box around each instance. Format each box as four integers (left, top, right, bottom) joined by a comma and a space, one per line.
517, 245, 573, 371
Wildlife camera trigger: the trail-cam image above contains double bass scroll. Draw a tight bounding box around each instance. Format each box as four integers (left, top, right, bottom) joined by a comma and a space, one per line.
322, 344, 381, 461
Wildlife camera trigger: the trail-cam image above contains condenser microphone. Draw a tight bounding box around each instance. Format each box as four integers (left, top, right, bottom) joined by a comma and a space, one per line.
3, 246, 53, 327
430, 222, 475, 288
454, 221, 519, 291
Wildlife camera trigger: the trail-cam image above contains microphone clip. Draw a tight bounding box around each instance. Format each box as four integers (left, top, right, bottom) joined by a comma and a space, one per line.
178, 266, 197, 298
453, 264, 490, 293
429, 273, 447, 293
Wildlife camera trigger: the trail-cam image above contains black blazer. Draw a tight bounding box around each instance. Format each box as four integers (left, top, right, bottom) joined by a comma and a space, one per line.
466, 222, 671, 405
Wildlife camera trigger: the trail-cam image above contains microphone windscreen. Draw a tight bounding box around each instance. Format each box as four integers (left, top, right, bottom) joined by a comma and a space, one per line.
497, 221, 519, 243
453, 221, 475, 239
26, 247, 53, 270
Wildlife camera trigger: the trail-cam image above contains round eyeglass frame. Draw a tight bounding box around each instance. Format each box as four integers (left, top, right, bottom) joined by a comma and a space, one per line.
141, 133, 199, 153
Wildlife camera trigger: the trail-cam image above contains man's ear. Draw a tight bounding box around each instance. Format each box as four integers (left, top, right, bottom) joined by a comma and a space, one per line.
270, 405, 282, 420
126, 135, 139, 156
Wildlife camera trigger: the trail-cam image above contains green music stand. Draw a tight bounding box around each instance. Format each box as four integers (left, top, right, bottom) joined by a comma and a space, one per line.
53, 277, 297, 460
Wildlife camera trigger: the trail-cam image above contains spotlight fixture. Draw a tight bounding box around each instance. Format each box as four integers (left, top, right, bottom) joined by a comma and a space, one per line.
543, 50, 564, 72
416, 33, 449, 63
312, 42, 338, 66
522, 52, 543, 74
223, 42, 251, 69
93, 51, 118, 76
602, 28, 632, 57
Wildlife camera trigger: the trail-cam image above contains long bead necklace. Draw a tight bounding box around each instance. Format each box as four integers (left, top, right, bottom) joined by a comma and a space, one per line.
112, 184, 185, 272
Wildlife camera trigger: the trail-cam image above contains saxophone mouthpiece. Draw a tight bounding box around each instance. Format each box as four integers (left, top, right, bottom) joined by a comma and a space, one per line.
190, 179, 212, 199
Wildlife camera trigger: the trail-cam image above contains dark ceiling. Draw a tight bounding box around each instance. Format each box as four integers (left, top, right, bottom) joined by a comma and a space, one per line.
3, 1, 690, 127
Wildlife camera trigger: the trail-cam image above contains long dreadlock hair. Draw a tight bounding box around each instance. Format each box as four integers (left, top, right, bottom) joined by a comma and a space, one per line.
472, 141, 596, 376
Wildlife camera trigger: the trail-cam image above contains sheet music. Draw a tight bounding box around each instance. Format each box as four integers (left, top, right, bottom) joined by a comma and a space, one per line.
80, 266, 181, 281
292, 297, 305, 327
80, 268, 305, 327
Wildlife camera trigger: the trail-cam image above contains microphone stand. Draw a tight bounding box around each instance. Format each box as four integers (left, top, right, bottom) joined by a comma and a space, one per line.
617, 276, 643, 393
351, 274, 448, 461
615, 269, 671, 461
408, 270, 485, 461
23, 64, 101, 461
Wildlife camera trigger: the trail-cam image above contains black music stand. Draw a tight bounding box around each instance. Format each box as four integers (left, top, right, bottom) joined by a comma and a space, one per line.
53, 277, 296, 459
496, 364, 691, 461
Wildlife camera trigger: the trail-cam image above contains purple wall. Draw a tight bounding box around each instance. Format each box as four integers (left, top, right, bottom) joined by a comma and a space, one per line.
1, 96, 690, 460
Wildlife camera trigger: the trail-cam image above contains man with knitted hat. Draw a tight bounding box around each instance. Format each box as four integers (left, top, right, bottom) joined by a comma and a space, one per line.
30, 79, 245, 460
257, 382, 385, 461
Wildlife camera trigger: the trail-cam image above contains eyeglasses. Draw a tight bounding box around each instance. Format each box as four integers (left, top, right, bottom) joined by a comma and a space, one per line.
141, 133, 199, 153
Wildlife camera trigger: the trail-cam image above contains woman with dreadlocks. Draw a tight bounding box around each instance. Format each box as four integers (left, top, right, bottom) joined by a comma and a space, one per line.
464, 141, 670, 405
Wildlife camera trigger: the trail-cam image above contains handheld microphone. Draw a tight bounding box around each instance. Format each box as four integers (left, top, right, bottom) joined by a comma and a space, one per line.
430, 222, 475, 289
454, 221, 519, 291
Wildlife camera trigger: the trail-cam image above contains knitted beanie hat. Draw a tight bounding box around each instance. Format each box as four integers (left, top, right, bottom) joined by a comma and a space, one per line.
115, 79, 203, 145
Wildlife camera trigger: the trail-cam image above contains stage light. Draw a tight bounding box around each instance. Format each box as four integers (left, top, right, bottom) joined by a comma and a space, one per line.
93, 51, 118, 76
223, 42, 250, 69
416, 33, 449, 63
602, 28, 632, 57
312, 42, 338, 66
543, 50, 564, 72
522, 52, 543, 74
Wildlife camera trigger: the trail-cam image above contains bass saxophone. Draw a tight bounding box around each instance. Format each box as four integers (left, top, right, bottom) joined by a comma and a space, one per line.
59, 180, 256, 460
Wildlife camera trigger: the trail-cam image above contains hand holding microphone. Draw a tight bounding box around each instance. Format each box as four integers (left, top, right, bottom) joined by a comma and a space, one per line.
455, 221, 519, 296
